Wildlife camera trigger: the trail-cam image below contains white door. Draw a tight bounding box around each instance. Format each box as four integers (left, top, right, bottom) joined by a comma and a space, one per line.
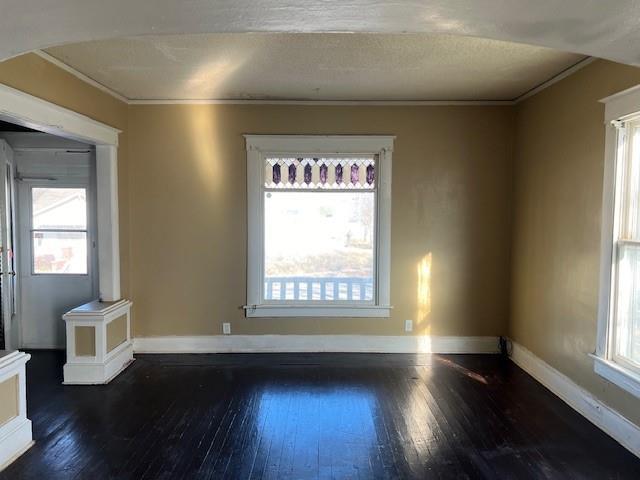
17, 150, 97, 349
0, 140, 17, 350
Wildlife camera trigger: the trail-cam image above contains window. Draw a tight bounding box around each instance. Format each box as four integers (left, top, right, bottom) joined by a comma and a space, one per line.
31, 187, 88, 274
245, 136, 393, 317
595, 86, 640, 399
610, 119, 640, 374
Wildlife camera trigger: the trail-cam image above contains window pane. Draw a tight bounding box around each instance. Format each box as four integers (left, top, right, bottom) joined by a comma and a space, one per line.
32, 187, 87, 230
33, 231, 87, 274
264, 191, 374, 302
615, 243, 640, 366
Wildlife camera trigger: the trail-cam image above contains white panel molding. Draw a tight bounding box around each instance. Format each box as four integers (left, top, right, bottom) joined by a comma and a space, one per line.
0, 420, 32, 472
509, 341, 640, 458
0, 84, 120, 146
133, 335, 500, 354
62, 300, 133, 384
0, 351, 33, 471
63, 344, 134, 385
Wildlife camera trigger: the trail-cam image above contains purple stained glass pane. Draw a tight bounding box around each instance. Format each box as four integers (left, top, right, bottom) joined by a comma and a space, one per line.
319, 164, 328, 184
335, 164, 343, 184
288, 164, 296, 184
272, 163, 281, 184
304, 163, 312, 184
350, 164, 359, 184
366, 164, 375, 185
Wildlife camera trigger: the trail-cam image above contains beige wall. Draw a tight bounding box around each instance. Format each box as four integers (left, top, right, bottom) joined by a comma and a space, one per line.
1, 49, 639, 429
75, 326, 96, 357
107, 315, 127, 352
510, 59, 640, 425
0, 53, 131, 298
0, 375, 18, 427
128, 104, 514, 337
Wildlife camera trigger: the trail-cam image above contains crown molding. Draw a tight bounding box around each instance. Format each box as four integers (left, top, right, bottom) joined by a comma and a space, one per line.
128, 98, 514, 106
513, 56, 596, 104
34, 49, 595, 107
33, 50, 129, 104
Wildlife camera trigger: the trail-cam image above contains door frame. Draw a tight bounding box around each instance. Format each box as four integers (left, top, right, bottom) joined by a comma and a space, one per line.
0, 83, 122, 350
0, 140, 16, 349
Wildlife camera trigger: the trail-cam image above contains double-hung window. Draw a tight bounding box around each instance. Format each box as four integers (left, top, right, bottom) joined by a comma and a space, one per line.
245, 135, 393, 317
595, 87, 640, 398
31, 187, 88, 275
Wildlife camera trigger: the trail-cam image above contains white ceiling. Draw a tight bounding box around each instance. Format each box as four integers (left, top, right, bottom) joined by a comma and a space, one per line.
2, 1, 640, 66
44, 33, 585, 102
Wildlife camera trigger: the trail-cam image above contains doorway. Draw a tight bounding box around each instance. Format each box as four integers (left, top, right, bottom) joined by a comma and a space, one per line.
0, 130, 98, 349
0, 84, 122, 354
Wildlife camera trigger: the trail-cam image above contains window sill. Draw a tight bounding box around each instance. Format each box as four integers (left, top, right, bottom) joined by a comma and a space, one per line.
244, 305, 392, 318
591, 354, 640, 399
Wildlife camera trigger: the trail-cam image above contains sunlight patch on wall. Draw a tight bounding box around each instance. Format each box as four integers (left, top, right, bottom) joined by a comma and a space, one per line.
184, 53, 255, 191
417, 253, 432, 332
186, 107, 220, 191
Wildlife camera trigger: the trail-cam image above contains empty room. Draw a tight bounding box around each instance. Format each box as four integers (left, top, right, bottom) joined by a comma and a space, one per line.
1, 1, 640, 479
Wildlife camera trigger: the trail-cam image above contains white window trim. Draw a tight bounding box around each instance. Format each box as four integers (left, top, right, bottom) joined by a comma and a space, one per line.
595, 84, 640, 399
244, 135, 394, 318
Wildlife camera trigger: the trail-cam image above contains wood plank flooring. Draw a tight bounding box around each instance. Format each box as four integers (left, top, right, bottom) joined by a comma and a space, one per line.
2, 351, 639, 479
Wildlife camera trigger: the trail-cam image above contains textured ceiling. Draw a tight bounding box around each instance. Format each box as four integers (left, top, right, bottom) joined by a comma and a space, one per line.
2, 1, 640, 65
45, 33, 585, 101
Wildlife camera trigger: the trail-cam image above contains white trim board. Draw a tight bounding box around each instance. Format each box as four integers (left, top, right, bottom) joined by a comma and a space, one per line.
509, 340, 640, 458
0, 421, 33, 472
133, 335, 500, 354
0, 83, 120, 146
33, 48, 593, 106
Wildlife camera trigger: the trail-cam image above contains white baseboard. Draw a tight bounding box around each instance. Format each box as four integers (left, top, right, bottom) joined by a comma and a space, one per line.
133, 335, 500, 354
63, 343, 134, 385
0, 418, 32, 471
510, 340, 640, 458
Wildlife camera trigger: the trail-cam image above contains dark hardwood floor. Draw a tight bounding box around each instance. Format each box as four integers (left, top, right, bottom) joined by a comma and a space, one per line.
2, 351, 639, 479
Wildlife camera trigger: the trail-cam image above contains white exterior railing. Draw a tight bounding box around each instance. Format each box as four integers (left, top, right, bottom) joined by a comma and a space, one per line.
264, 276, 373, 301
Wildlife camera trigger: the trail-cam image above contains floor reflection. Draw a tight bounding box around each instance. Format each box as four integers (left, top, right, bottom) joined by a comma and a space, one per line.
5, 352, 639, 480
254, 385, 378, 478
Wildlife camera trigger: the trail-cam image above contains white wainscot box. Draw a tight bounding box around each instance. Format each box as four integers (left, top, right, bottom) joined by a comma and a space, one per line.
63, 299, 134, 384
0, 350, 32, 470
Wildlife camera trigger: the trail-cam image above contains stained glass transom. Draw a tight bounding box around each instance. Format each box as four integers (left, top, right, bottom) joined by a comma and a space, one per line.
265, 157, 376, 189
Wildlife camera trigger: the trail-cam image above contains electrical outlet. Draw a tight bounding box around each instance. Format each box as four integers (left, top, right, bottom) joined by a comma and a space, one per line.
404, 319, 413, 332
223, 322, 231, 335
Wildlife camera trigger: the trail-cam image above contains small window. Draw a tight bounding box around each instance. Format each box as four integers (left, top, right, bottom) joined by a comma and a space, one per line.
31, 187, 88, 274
245, 136, 393, 317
